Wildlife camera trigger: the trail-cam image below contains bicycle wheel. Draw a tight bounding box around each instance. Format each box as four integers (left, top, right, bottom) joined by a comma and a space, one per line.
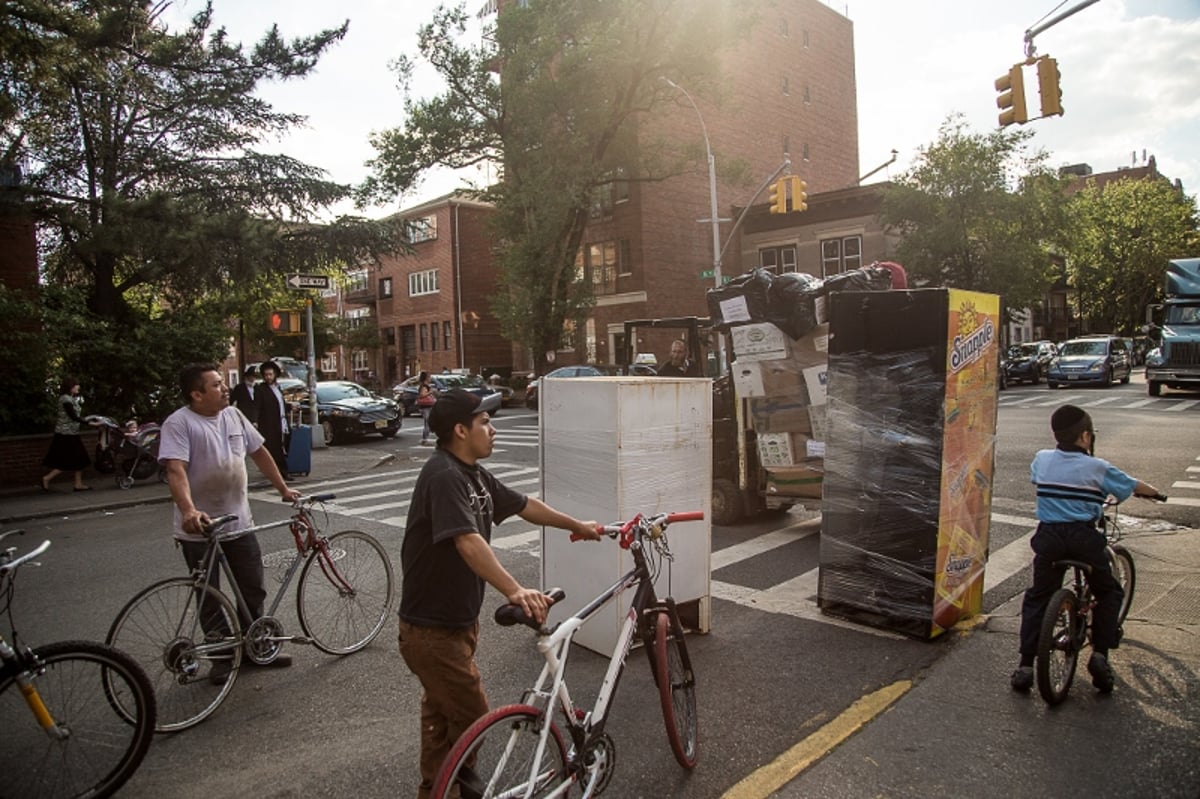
432, 704, 569, 799
1035, 588, 1079, 706
106, 577, 242, 732
297, 530, 395, 655
1110, 545, 1136, 626
654, 610, 699, 768
0, 639, 156, 799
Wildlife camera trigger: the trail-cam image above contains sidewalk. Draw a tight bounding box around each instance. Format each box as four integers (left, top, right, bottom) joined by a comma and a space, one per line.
767, 520, 1200, 799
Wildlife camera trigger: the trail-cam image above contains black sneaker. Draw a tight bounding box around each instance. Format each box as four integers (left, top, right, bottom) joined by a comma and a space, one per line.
1087, 652, 1115, 693
209, 658, 234, 686
1010, 666, 1034, 692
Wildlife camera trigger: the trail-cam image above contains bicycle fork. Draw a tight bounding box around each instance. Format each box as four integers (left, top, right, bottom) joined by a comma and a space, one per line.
2, 640, 68, 740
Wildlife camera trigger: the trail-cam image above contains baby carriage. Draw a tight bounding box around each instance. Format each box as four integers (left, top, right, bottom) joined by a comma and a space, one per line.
114, 422, 165, 489
85, 415, 124, 474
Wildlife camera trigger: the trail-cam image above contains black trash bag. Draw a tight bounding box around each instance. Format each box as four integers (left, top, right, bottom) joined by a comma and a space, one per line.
766, 271, 824, 339
706, 268, 774, 327
821, 265, 893, 296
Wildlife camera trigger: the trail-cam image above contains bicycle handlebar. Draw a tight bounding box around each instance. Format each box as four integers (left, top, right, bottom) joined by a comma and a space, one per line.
0, 539, 51, 574
570, 510, 706, 543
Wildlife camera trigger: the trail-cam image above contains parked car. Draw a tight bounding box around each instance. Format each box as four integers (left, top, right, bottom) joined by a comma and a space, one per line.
1046, 336, 1132, 388
308, 380, 401, 445
1003, 340, 1058, 385
524, 364, 625, 410
392, 373, 501, 417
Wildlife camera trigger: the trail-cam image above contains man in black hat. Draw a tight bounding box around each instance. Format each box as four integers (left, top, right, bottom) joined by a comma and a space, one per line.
229, 365, 257, 418
1010, 404, 1161, 694
254, 360, 290, 476
397, 388, 600, 798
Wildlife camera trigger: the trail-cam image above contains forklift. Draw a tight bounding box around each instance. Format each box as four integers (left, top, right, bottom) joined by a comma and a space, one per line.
621, 316, 803, 525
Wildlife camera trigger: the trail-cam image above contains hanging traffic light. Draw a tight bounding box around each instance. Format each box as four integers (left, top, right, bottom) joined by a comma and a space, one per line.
1036, 56, 1063, 117
995, 64, 1028, 127
791, 177, 808, 212
270, 310, 300, 334
768, 178, 787, 214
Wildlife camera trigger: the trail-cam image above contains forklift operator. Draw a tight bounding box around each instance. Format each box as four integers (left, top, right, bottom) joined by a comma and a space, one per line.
657, 339, 699, 377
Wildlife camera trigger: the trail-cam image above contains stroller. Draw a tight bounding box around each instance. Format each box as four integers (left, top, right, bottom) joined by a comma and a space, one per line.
86, 415, 166, 489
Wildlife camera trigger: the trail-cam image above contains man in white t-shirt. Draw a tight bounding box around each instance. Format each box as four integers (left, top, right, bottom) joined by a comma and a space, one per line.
159, 364, 302, 682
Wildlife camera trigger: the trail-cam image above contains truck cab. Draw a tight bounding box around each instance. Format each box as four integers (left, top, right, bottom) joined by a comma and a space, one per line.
1145, 258, 1200, 396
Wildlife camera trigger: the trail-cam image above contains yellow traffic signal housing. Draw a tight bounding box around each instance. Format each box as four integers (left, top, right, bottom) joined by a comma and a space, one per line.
791, 177, 808, 212
270, 310, 301, 334
768, 178, 787, 214
1036, 56, 1063, 117
995, 64, 1028, 127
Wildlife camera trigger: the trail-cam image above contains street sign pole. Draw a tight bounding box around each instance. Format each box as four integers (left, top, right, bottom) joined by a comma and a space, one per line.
305, 298, 325, 448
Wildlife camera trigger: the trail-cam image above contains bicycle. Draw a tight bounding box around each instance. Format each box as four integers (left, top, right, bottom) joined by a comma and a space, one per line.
106, 493, 394, 732
1036, 493, 1168, 705
432, 510, 705, 799
0, 529, 156, 798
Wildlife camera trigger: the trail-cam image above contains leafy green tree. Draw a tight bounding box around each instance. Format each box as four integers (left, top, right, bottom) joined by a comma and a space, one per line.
1, 0, 402, 429
363, 0, 760, 372
1063, 177, 1199, 334
881, 116, 1070, 315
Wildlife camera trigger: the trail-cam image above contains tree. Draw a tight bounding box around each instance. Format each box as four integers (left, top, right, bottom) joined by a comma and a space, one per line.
881, 116, 1070, 315
1, 0, 402, 428
1063, 177, 1199, 334
363, 0, 760, 373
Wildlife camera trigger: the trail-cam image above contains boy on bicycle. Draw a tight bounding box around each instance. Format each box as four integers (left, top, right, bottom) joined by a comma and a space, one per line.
1011, 404, 1161, 694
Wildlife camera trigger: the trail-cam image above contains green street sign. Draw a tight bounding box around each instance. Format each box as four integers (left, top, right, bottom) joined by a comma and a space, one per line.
700, 269, 715, 279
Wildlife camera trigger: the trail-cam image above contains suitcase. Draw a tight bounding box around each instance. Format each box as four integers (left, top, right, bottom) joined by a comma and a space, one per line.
286, 424, 312, 477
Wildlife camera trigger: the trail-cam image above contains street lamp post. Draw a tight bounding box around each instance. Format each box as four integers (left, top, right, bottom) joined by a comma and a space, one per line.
662, 77, 728, 373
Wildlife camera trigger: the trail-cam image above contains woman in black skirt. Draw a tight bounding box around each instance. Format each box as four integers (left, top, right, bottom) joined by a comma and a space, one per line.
41, 377, 96, 491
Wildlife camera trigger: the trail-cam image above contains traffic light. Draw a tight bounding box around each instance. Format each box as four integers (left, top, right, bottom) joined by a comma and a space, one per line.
995, 64, 1028, 127
791, 176, 808, 212
270, 310, 300, 334
1036, 56, 1063, 117
768, 178, 787, 214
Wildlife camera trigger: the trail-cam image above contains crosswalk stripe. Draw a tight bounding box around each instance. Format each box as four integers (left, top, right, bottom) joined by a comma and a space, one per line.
1164, 400, 1199, 412
1171, 480, 1200, 491
711, 524, 818, 570
1080, 397, 1123, 407
1120, 399, 1157, 409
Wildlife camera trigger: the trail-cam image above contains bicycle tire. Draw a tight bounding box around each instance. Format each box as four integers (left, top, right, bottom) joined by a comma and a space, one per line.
106, 577, 242, 732
1035, 588, 1079, 706
1110, 545, 1136, 626
431, 704, 569, 799
297, 530, 395, 655
654, 610, 699, 769
0, 639, 156, 799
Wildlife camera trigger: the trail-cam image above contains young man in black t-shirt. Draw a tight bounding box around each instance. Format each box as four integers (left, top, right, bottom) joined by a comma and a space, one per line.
398, 388, 599, 799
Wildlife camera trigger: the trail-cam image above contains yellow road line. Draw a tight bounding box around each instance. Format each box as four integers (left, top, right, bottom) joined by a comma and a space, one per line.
721, 680, 912, 799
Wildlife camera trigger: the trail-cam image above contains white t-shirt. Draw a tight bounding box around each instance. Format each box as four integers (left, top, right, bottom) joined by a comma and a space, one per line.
159, 405, 266, 542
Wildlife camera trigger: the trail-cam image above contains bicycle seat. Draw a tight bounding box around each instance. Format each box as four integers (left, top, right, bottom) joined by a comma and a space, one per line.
1053, 559, 1092, 575
495, 587, 566, 629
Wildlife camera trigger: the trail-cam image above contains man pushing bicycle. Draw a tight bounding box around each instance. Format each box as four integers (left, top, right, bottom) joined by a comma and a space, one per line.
1011, 404, 1161, 695
397, 388, 600, 799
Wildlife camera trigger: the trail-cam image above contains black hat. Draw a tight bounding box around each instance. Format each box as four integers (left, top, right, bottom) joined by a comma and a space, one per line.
429, 388, 485, 439
1051, 404, 1092, 445
260, 360, 281, 375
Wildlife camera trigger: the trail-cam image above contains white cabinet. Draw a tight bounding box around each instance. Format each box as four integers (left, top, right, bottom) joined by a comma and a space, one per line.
539, 376, 712, 654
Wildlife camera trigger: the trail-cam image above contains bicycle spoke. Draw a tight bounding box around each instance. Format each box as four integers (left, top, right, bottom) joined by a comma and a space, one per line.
297, 530, 394, 655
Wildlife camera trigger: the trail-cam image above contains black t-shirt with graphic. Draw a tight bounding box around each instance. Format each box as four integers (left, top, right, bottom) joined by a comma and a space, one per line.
400, 448, 527, 628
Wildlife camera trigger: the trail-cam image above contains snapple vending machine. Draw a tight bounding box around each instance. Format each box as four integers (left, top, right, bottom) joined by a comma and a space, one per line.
818, 288, 1000, 638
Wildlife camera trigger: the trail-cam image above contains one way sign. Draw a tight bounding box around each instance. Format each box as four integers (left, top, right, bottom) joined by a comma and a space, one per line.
287, 274, 330, 290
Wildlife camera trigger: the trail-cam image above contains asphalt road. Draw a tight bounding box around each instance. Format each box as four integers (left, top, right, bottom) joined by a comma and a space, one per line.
5, 378, 1198, 798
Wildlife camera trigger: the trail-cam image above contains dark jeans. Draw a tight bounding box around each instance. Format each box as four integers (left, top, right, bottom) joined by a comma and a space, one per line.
398, 620, 488, 799
180, 534, 267, 635
1018, 521, 1124, 657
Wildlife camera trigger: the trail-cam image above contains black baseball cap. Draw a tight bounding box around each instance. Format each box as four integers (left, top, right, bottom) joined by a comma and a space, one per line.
429, 388, 486, 438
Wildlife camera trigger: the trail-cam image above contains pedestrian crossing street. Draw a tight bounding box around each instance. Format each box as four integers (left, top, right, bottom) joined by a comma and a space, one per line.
999, 392, 1200, 412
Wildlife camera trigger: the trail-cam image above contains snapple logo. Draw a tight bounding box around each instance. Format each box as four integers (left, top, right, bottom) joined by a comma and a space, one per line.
950, 318, 995, 373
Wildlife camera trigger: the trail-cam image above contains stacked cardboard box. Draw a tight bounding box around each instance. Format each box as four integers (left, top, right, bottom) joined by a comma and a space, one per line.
729, 321, 828, 499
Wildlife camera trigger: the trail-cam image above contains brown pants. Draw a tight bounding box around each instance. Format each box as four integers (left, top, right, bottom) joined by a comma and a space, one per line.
398, 620, 489, 799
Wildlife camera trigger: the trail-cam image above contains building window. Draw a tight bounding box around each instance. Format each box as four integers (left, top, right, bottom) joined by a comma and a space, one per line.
589, 184, 615, 219
430, 321, 438, 350
380, 276, 393, 298
759, 245, 797, 275
419, 323, 428, 351
409, 269, 439, 296
781, 77, 789, 96
384, 327, 396, 345
347, 307, 370, 329
588, 240, 618, 295
820, 235, 863, 277
804, 85, 811, 104
802, 142, 810, 161
346, 269, 368, 293
351, 350, 369, 372
802, 29, 809, 48
406, 215, 437, 244
618, 238, 633, 276
443, 321, 452, 351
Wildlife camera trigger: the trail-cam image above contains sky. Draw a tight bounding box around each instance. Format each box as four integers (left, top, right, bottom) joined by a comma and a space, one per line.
162, 0, 1200, 219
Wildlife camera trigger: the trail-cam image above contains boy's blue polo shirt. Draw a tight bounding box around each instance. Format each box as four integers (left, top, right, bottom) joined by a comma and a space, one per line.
1031, 448, 1138, 524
